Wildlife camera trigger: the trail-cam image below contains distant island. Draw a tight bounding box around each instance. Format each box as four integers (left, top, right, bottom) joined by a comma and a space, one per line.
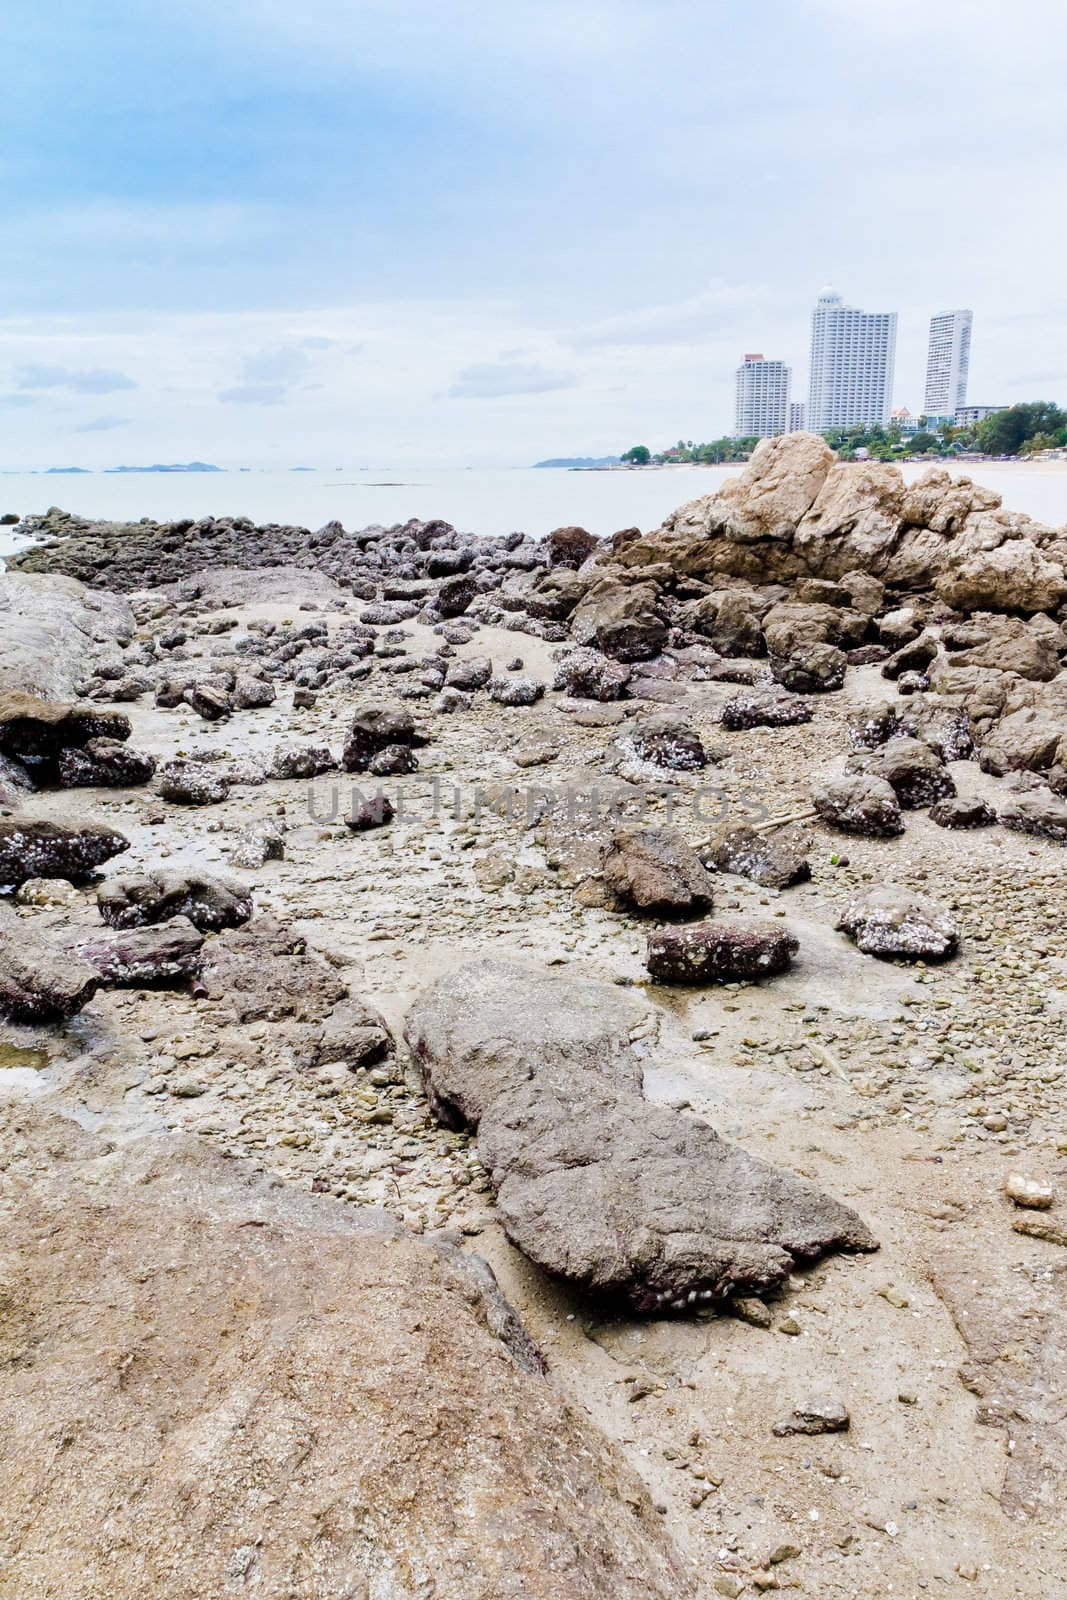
44, 467, 92, 475
104, 462, 223, 474
532, 455, 621, 469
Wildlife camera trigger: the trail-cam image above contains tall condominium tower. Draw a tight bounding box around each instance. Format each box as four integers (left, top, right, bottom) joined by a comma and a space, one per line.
734, 353, 791, 438
924, 309, 972, 416
807, 288, 897, 433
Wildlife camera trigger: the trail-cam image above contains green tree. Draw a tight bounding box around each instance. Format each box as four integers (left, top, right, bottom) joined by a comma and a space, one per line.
621, 445, 651, 465
977, 402, 1067, 456
911, 431, 939, 453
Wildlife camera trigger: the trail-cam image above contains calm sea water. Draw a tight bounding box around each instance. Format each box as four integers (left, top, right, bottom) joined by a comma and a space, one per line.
2, 462, 1066, 565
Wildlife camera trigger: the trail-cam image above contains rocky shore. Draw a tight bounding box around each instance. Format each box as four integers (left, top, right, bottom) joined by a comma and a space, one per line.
2, 433, 1066, 1597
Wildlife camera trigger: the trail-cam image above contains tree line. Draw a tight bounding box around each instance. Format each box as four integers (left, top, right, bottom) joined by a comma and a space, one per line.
620, 401, 1067, 468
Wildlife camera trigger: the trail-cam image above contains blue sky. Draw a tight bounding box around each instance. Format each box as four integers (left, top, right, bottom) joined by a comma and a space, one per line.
2, 0, 1065, 466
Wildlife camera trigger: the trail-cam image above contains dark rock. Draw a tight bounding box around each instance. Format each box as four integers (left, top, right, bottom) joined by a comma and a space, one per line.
445, 657, 492, 691
572, 580, 667, 662
812, 775, 905, 838
624, 713, 706, 771
157, 760, 230, 806
182, 684, 233, 720
547, 525, 598, 568
846, 736, 955, 809
0, 816, 130, 888
646, 920, 798, 984
720, 687, 813, 730
0, 694, 131, 766
232, 673, 277, 710
56, 738, 156, 788
97, 869, 252, 932
346, 791, 396, 830
929, 796, 997, 829
405, 961, 875, 1312
0, 914, 99, 1022
708, 824, 811, 889
66, 915, 204, 986
292, 688, 317, 709
196, 917, 348, 1023
836, 888, 959, 961
316, 998, 395, 1069
881, 631, 938, 681
342, 704, 425, 772
437, 574, 478, 617
525, 569, 589, 621
368, 743, 419, 776
600, 827, 714, 915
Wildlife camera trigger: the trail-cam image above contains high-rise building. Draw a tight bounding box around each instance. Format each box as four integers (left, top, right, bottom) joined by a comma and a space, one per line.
924, 310, 972, 416
806, 288, 897, 433
788, 401, 806, 433
955, 403, 1005, 427
734, 353, 790, 438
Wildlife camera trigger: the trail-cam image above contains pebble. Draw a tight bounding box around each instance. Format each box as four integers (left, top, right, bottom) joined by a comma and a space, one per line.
1003, 1173, 1055, 1210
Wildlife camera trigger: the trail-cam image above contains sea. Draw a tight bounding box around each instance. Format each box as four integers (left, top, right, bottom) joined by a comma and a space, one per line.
2, 461, 1066, 567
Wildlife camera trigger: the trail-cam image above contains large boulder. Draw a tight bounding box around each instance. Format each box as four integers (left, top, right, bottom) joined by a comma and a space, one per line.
792, 461, 906, 578
709, 432, 835, 545
836, 888, 959, 961
952, 618, 1062, 682
978, 708, 1067, 776
546, 524, 598, 569
0, 815, 129, 888
0, 572, 135, 698
679, 590, 765, 657
935, 526, 1067, 615
56, 737, 156, 788
570, 578, 667, 662
999, 788, 1067, 843
600, 826, 714, 915
0, 1104, 696, 1600
342, 703, 426, 772
405, 961, 875, 1312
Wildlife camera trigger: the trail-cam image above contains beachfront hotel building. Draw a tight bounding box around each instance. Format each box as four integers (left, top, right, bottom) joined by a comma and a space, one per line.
788, 401, 806, 432
734, 354, 791, 438
924, 309, 972, 417
806, 288, 897, 433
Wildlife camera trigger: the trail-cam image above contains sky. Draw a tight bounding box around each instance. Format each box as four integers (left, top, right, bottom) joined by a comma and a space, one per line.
2, 0, 1066, 468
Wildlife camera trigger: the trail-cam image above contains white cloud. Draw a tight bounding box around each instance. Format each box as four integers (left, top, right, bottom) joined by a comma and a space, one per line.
14, 363, 137, 394
448, 360, 577, 399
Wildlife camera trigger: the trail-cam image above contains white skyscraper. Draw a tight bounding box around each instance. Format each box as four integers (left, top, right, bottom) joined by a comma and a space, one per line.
924, 309, 972, 417
734, 353, 790, 438
806, 288, 897, 433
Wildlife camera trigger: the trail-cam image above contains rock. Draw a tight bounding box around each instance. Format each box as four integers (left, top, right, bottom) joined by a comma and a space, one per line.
553, 649, 631, 701
881, 630, 938, 681
270, 742, 335, 779
600, 827, 714, 915
953, 619, 1061, 682
55, 737, 156, 788
0, 1103, 695, 1599
346, 791, 396, 830
571, 578, 667, 662
196, 917, 348, 1024
935, 538, 1067, 615
647, 921, 798, 984
316, 997, 395, 1069
835, 888, 959, 962
681, 590, 765, 657
623, 712, 707, 771
928, 795, 997, 829
406, 961, 875, 1311
231, 672, 277, 710
770, 641, 846, 693
157, 759, 230, 805
342, 704, 426, 771
1004, 1174, 1055, 1210
445, 656, 493, 691
437, 572, 478, 616
0, 815, 129, 888
0, 572, 135, 699
226, 821, 286, 868
708, 824, 811, 888
812, 775, 905, 838
978, 708, 1067, 777
66, 915, 204, 986
846, 736, 955, 809
97, 869, 253, 932
182, 683, 232, 720
772, 1398, 850, 1437
720, 686, 813, 730
999, 788, 1067, 843
368, 742, 419, 776
547, 524, 599, 568
0, 912, 100, 1022
0, 693, 132, 769
490, 674, 546, 706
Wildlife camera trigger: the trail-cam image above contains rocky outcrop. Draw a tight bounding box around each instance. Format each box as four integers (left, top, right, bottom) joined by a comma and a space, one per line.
0, 572, 135, 698
0, 1104, 697, 1600
405, 961, 876, 1312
